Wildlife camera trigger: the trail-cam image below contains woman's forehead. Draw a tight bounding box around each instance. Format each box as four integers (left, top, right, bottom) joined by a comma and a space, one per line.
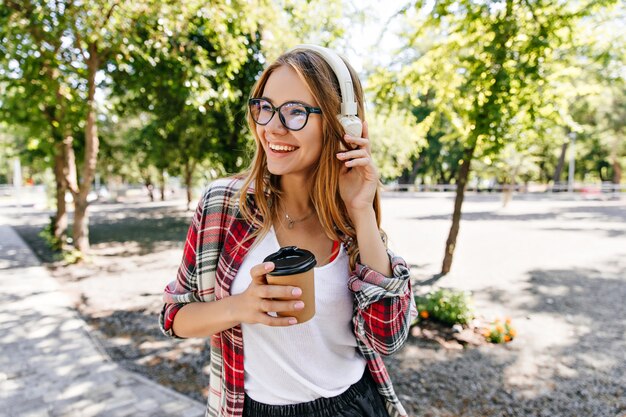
262, 65, 317, 106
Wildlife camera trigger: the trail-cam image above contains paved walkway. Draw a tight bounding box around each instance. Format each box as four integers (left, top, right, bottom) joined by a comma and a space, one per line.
0, 223, 205, 417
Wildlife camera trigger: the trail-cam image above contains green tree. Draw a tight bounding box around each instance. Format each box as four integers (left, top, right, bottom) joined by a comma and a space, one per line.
368, 110, 428, 183
109, 0, 348, 208
372, 0, 618, 274
1, 0, 163, 252
109, 1, 268, 208
0, 0, 85, 243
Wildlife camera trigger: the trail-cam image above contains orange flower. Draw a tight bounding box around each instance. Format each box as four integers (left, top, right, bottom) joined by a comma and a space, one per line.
420, 310, 429, 319
509, 328, 517, 338
505, 317, 512, 325
495, 325, 505, 333
482, 329, 491, 337
504, 335, 511, 342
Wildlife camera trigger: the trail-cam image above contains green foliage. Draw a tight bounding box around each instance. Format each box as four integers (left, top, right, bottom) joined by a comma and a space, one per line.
38, 218, 63, 252
0, 0, 85, 164
59, 247, 85, 265
103, 0, 348, 202
368, 111, 427, 182
38, 216, 84, 264
369, 0, 625, 187
260, 0, 348, 60
414, 288, 475, 326
3, 0, 623, 199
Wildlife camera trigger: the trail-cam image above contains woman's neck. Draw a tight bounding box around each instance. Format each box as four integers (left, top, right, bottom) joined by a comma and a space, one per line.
277, 174, 315, 216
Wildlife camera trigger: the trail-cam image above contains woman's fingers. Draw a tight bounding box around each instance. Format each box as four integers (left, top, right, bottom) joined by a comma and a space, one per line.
260, 299, 305, 313
249, 262, 273, 284
258, 284, 302, 299
342, 157, 371, 168
342, 134, 369, 149
246, 262, 305, 326
336, 148, 369, 161
257, 314, 299, 327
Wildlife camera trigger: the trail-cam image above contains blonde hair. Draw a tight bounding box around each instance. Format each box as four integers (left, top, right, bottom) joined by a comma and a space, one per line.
236, 48, 386, 269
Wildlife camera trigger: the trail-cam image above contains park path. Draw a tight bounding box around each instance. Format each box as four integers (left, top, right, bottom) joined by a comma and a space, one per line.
0, 221, 205, 417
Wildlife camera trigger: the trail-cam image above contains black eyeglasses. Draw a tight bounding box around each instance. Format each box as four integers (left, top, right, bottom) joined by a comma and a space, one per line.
248, 98, 322, 131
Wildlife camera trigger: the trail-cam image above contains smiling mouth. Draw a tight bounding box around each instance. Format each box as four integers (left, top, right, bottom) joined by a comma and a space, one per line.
268, 143, 299, 153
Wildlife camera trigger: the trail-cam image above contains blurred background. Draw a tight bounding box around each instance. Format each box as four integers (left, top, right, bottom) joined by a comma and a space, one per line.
0, 1, 625, 417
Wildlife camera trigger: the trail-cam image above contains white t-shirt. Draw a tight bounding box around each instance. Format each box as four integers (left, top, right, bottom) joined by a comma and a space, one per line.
230, 226, 367, 404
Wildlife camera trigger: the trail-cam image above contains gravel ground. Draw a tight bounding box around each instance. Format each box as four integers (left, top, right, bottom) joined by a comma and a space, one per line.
6, 192, 626, 417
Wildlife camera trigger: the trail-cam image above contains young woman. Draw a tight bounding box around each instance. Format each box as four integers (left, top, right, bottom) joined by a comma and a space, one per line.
159, 45, 417, 417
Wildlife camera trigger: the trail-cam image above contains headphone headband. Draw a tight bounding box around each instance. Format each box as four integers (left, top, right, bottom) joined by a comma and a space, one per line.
288, 44, 358, 116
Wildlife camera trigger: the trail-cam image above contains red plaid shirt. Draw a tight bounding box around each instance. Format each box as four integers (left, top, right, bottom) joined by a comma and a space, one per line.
159, 177, 417, 417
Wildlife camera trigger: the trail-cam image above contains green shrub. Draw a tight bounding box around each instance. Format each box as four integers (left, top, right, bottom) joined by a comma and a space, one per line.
414, 288, 475, 326
38, 216, 63, 251
38, 216, 84, 264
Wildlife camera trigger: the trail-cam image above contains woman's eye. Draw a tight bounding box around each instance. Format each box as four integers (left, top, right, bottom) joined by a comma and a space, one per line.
288, 107, 306, 116
261, 104, 273, 111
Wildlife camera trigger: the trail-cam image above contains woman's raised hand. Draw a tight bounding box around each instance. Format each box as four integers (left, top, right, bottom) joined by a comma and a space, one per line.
235, 262, 304, 326
335, 120, 380, 215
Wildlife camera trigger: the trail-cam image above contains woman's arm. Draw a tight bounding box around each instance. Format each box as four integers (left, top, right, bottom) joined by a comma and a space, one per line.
170, 296, 243, 338
349, 251, 416, 356
335, 123, 417, 355
159, 183, 303, 339
348, 206, 417, 356
170, 262, 304, 338
351, 207, 392, 276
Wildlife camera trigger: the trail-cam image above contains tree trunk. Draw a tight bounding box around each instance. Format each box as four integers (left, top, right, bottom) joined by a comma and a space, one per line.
611, 136, 622, 184
144, 176, 154, 202
183, 161, 196, 210
56, 134, 80, 245
53, 144, 68, 243
73, 198, 90, 252
73, 42, 100, 253
401, 153, 426, 186
613, 160, 622, 185
441, 143, 476, 275
159, 169, 166, 201
552, 141, 568, 187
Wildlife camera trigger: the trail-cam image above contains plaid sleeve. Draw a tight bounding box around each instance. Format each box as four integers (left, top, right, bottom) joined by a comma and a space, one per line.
349, 249, 418, 356
158, 191, 206, 339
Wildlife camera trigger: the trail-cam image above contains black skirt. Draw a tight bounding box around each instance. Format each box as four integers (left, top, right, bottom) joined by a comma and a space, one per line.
243, 369, 390, 417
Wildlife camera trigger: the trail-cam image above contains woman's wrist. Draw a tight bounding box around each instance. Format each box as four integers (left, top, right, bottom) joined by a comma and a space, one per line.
227, 294, 244, 324
348, 206, 392, 276
348, 207, 376, 230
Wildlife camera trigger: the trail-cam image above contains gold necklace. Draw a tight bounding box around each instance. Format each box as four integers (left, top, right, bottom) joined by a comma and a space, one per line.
283, 208, 315, 229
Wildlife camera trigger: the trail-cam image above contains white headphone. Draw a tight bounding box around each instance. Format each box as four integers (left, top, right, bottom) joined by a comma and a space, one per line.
288, 44, 363, 140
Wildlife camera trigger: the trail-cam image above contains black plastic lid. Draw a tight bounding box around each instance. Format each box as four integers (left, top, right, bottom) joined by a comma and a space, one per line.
263, 246, 317, 276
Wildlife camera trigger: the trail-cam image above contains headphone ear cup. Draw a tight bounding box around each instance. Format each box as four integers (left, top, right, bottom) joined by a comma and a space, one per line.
337, 115, 363, 150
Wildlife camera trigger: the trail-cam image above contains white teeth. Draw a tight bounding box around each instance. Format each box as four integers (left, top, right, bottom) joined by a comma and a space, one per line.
269, 143, 297, 152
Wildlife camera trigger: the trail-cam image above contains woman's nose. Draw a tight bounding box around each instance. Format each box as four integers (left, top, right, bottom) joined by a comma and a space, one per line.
265, 111, 288, 134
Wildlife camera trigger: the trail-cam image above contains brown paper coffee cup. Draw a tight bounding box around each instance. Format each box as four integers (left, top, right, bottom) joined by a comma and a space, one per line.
266, 269, 315, 323
263, 246, 317, 324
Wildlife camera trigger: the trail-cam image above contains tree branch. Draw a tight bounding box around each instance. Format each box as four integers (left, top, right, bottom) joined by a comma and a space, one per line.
100, 1, 120, 30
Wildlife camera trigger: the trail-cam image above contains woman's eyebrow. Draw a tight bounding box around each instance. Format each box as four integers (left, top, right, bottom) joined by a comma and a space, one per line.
260, 96, 315, 107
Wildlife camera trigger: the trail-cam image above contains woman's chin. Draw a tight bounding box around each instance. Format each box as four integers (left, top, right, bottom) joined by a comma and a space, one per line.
266, 163, 314, 178
266, 165, 287, 176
